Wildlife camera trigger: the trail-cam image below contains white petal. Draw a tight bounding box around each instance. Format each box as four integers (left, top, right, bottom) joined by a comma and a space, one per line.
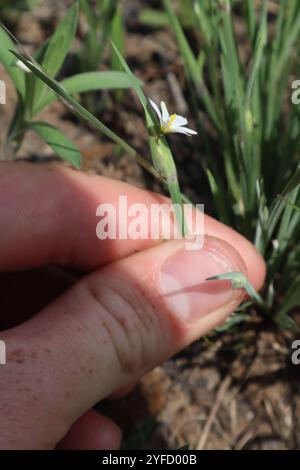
160, 101, 170, 122
172, 115, 188, 127
149, 98, 162, 121
172, 126, 198, 136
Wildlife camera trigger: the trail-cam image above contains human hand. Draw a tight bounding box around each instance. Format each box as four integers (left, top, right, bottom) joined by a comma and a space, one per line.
0, 163, 265, 449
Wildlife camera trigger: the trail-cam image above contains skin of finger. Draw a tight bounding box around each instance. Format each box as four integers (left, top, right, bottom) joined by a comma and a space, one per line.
0, 163, 265, 330
56, 409, 121, 450
0, 162, 265, 288
0, 163, 266, 448
0, 236, 259, 449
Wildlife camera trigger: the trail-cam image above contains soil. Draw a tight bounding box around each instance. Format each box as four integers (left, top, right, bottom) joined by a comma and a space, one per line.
0, 0, 299, 450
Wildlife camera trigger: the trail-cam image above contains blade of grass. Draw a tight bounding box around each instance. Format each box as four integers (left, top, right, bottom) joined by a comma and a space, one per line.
267, 167, 300, 242
34, 71, 143, 113
0, 24, 25, 98
162, 0, 218, 127
110, 1, 125, 102
245, 0, 256, 42
28, 121, 81, 168
31, 2, 79, 112
11, 50, 160, 180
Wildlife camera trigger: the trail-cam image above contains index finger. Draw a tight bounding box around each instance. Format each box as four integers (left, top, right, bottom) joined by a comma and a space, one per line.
0, 162, 265, 287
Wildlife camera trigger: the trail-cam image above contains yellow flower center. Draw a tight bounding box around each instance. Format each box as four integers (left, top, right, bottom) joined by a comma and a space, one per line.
161, 114, 177, 134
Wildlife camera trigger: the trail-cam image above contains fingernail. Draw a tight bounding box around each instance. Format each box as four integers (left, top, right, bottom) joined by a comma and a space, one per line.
158, 236, 245, 323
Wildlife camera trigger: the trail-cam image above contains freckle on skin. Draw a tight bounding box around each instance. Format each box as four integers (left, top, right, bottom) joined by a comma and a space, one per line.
9, 349, 39, 364
88, 369, 94, 378
44, 348, 51, 353
9, 349, 26, 364
9, 349, 23, 358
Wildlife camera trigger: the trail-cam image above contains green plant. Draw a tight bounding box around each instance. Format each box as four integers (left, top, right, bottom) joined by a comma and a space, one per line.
77, 0, 122, 72
10, 44, 190, 237
160, 0, 300, 328
0, 2, 137, 167
2, 1, 297, 328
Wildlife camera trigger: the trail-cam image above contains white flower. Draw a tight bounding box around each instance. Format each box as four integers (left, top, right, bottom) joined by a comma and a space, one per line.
15, 59, 31, 73
149, 99, 197, 136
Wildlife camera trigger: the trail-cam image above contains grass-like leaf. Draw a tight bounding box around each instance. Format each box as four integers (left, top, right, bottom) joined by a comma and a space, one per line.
31, 2, 79, 111
206, 271, 264, 306
0, 24, 25, 98
34, 71, 143, 113
29, 121, 81, 168
11, 50, 162, 181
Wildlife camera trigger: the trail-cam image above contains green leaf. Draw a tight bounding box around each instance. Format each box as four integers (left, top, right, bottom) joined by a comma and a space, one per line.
162, 0, 198, 80
206, 271, 264, 306
77, 0, 119, 71
29, 122, 81, 168
216, 313, 251, 332
276, 313, 299, 332
111, 42, 187, 235
244, 3, 267, 110
32, 2, 79, 109
79, 0, 96, 30
34, 71, 141, 113
162, 0, 217, 126
0, 25, 25, 97
206, 168, 231, 224
245, 0, 256, 41
11, 50, 160, 180
267, 167, 300, 240
111, 42, 150, 115
42, 2, 78, 78
139, 9, 169, 28
110, 3, 125, 102
111, 6, 125, 72
11, 50, 137, 155
277, 194, 300, 213
282, 167, 300, 194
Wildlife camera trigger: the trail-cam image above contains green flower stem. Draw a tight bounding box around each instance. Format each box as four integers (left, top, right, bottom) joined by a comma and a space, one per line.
167, 176, 187, 237
149, 135, 187, 237
11, 51, 189, 236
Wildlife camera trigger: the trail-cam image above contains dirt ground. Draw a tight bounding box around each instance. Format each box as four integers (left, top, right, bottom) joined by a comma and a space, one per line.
1, 0, 300, 450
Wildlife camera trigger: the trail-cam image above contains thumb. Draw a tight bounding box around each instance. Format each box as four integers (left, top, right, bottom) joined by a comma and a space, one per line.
1, 236, 264, 448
